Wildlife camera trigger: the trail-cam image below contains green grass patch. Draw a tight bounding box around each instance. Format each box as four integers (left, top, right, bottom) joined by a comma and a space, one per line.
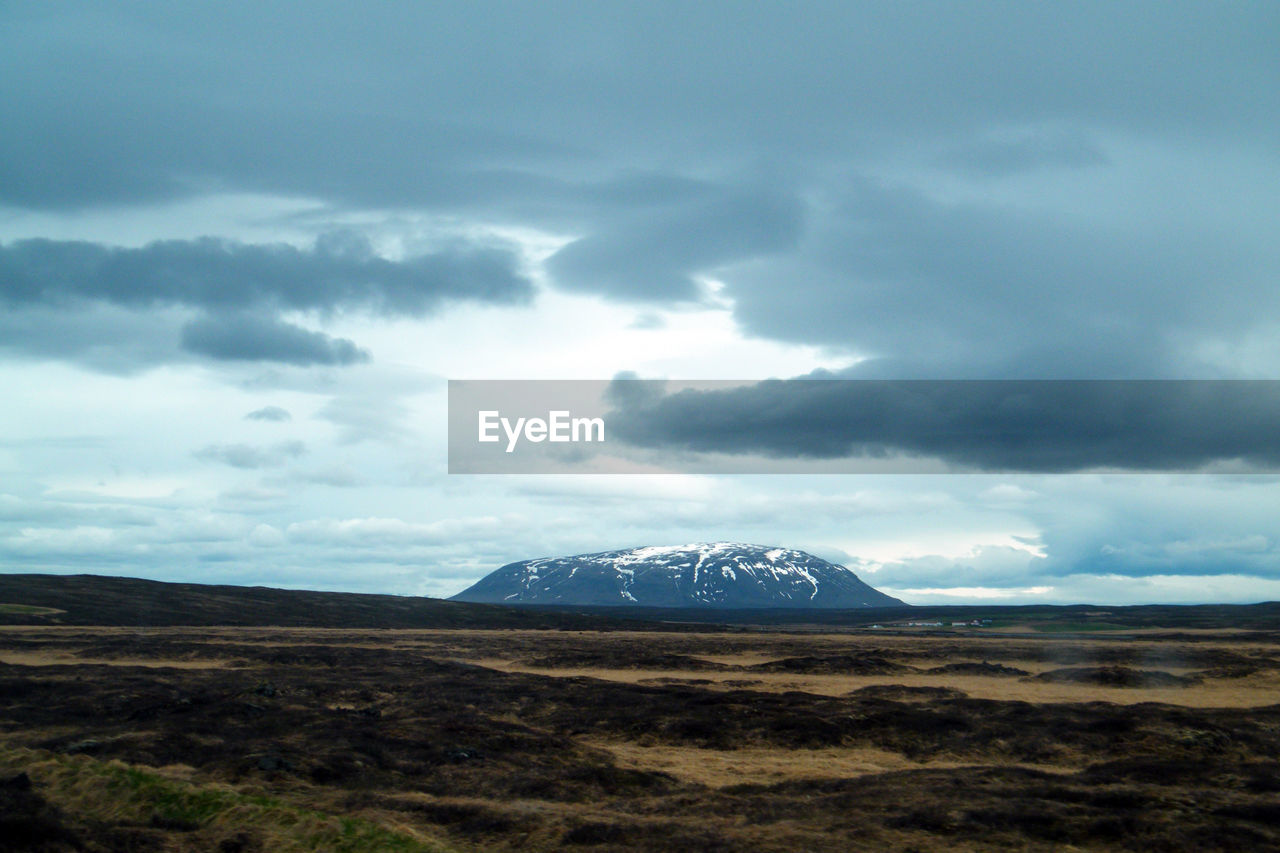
0, 602, 64, 615
1, 745, 451, 853
1029, 621, 1135, 633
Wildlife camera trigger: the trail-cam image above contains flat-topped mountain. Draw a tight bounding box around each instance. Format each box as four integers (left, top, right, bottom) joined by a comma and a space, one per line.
450, 542, 905, 608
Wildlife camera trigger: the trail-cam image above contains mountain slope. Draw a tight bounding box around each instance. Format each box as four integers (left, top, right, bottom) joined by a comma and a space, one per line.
451, 543, 904, 608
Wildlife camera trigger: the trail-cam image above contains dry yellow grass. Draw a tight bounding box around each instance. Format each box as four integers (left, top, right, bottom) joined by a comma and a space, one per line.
5, 624, 1277, 706
0, 650, 233, 669
476, 661, 1280, 707
586, 739, 992, 787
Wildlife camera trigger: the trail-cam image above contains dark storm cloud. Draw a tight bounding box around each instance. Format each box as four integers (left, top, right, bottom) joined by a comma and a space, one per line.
606, 379, 1280, 473
2, 3, 1274, 210
245, 406, 292, 422
2, 3, 1277, 378
181, 313, 368, 366
0, 234, 533, 316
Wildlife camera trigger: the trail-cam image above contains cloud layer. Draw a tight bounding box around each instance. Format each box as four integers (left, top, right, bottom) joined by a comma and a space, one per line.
2, 4, 1278, 602
0, 234, 532, 368
607, 380, 1280, 472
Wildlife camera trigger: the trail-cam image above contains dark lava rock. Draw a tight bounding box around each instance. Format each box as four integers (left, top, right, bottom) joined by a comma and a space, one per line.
0, 772, 82, 852
749, 654, 915, 675
0, 773, 30, 791
255, 755, 294, 772
926, 661, 1030, 677
63, 739, 104, 755
1027, 666, 1200, 688
849, 685, 968, 702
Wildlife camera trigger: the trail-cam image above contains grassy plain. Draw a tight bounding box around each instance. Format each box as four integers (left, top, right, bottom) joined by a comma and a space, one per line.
3, 621, 1280, 851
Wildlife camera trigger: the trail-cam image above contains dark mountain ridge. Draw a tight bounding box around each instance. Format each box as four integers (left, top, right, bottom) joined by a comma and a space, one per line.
0, 573, 650, 629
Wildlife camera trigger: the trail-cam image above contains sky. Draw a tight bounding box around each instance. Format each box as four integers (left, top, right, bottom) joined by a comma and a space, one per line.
3, 1, 1280, 605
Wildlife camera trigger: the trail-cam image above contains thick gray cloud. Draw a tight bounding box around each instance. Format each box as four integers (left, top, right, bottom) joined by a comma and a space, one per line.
0, 233, 532, 368
181, 313, 367, 366
0, 234, 532, 316
2, 4, 1276, 379
607, 379, 1280, 472
726, 178, 1266, 378
0, 303, 186, 373
2, 3, 1275, 210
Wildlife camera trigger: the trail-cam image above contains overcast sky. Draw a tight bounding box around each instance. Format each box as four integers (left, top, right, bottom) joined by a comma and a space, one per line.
3, 2, 1279, 604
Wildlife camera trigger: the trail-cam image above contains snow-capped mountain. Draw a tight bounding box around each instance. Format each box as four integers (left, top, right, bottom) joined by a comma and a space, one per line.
450, 543, 904, 608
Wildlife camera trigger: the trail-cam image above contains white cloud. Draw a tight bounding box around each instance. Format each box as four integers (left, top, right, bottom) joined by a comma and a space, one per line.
885, 585, 1056, 602
248, 524, 285, 548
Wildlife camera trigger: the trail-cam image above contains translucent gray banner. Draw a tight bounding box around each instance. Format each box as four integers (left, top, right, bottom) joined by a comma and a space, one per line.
448, 379, 1280, 474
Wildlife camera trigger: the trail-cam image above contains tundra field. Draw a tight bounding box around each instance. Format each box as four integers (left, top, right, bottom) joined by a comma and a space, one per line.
3, 614, 1280, 852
